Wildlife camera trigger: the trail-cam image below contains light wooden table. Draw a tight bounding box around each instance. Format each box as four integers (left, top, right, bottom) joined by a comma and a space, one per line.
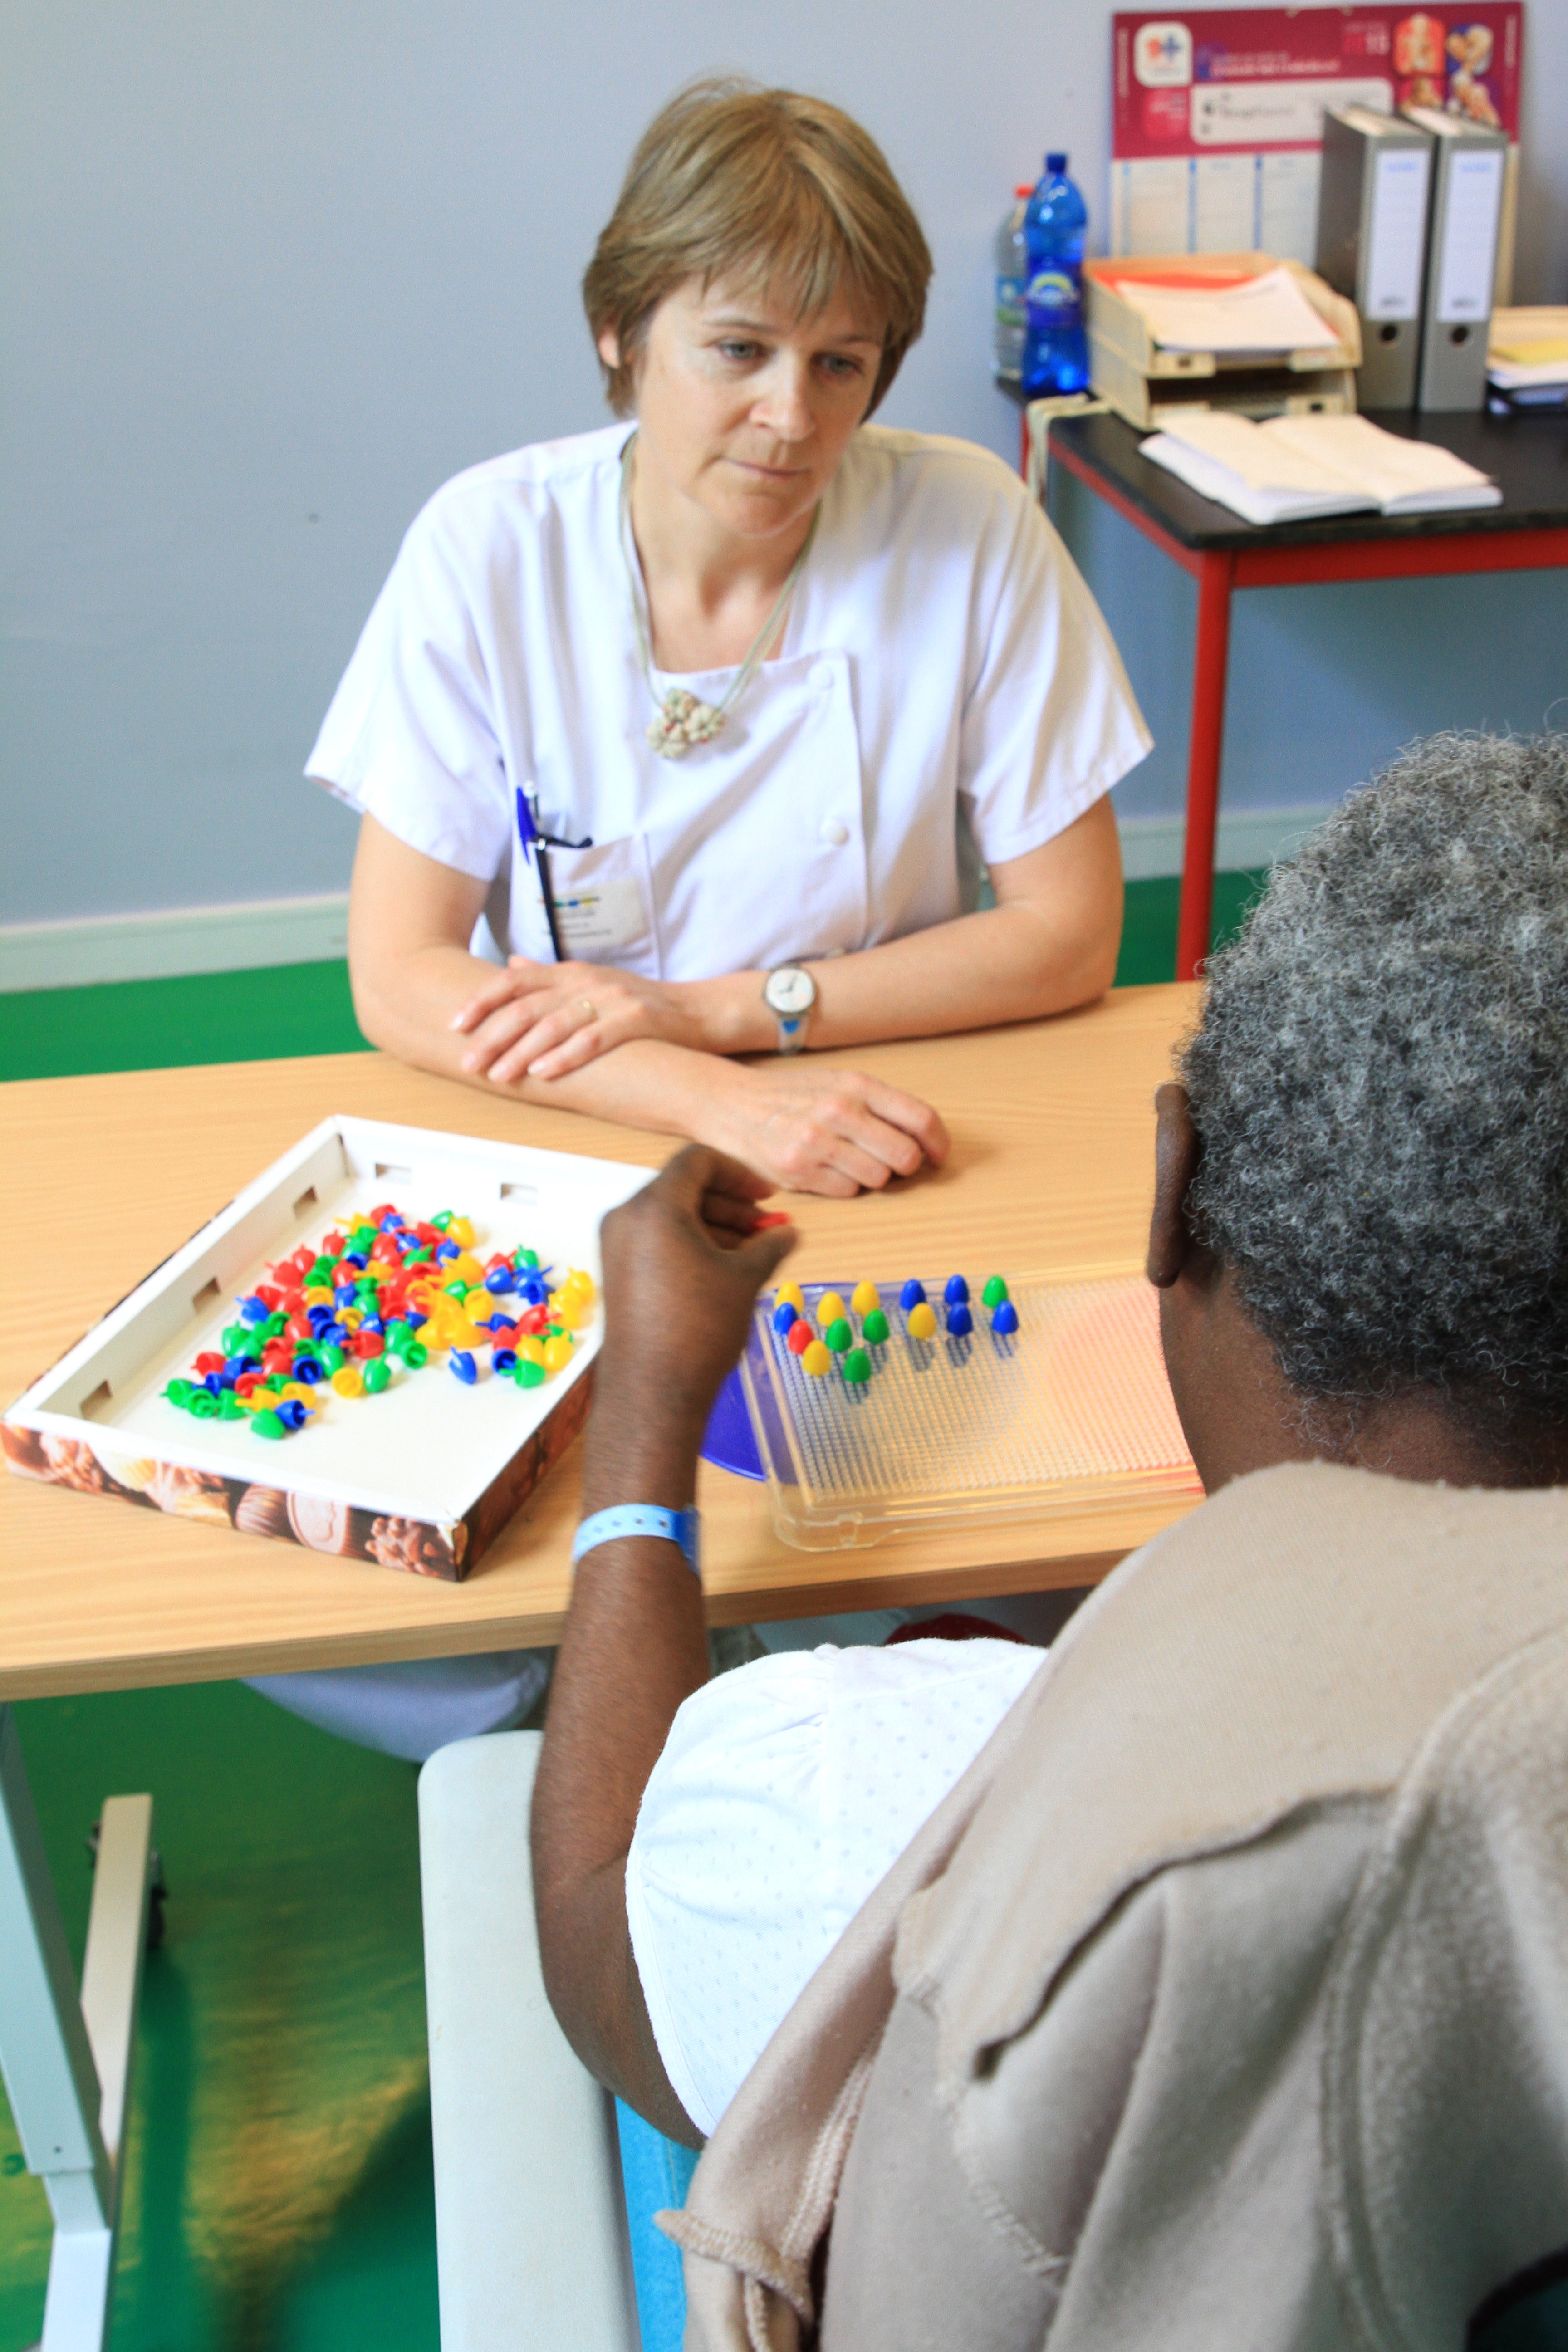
0, 984, 1198, 1701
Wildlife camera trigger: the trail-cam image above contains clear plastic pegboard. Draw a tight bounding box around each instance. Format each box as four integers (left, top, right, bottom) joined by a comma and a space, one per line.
738, 1270, 1201, 1551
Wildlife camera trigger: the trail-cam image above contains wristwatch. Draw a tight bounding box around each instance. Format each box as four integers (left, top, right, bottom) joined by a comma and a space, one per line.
763, 963, 818, 1055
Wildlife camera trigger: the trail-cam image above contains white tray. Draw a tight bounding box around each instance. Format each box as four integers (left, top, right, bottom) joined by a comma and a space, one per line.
3, 1117, 652, 1579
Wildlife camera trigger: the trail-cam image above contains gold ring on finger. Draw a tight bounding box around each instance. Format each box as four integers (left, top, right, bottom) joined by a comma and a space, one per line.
578, 998, 597, 1022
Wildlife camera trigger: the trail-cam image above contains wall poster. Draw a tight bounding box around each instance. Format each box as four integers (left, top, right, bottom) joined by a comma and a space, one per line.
1110, 5, 1523, 278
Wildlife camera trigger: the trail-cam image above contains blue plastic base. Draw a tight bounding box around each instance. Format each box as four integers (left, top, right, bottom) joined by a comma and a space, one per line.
698, 1365, 764, 1480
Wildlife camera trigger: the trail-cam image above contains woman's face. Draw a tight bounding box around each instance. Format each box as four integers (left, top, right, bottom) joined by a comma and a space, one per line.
603, 277, 884, 545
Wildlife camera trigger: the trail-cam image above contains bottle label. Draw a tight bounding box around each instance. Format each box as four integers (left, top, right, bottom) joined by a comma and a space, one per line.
1026, 269, 1080, 325
995, 273, 1025, 325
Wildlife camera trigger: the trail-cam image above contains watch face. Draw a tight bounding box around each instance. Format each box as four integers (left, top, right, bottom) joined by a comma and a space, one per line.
765, 965, 816, 1017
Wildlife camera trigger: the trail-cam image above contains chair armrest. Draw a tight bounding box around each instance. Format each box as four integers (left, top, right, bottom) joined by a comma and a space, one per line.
418, 1731, 637, 2352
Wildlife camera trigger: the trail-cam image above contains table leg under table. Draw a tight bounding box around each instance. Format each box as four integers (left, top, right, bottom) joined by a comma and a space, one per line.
0, 1706, 154, 2352
1176, 549, 1236, 984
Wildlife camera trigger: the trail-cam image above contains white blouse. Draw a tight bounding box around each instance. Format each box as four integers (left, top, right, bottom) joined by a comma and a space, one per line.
626, 1637, 1046, 2138
307, 423, 1149, 979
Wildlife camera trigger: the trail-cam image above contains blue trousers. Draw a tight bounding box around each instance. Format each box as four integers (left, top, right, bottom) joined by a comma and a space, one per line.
616, 2101, 700, 2352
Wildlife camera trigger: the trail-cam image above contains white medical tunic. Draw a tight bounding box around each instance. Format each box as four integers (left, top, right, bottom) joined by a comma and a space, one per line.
307, 424, 1149, 975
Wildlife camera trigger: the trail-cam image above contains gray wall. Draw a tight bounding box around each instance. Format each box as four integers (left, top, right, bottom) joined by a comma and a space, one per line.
3, 0, 1566, 926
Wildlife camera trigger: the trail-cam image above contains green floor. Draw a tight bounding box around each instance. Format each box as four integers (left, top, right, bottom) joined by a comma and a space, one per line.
0, 869, 1263, 2352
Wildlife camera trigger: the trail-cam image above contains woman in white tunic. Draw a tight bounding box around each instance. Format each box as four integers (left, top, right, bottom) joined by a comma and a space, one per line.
266, 81, 1149, 1759
310, 80, 1150, 1201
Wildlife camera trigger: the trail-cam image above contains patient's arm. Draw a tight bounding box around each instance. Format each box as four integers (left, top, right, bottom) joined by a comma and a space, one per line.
530, 1148, 797, 2146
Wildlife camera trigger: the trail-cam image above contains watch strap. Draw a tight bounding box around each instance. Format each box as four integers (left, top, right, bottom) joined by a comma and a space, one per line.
572, 1504, 701, 1577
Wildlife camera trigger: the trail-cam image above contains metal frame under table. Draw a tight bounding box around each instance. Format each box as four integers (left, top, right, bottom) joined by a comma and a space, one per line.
1044, 407, 1568, 980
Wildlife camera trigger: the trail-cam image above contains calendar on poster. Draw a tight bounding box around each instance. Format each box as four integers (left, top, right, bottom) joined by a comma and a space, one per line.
1110, 5, 1522, 281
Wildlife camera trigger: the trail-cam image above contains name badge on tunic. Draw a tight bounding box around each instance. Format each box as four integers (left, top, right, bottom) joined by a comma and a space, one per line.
550, 872, 648, 956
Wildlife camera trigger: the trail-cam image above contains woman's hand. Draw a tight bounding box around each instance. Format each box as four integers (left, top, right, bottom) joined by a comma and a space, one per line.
710, 1061, 950, 1198
451, 957, 706, 1082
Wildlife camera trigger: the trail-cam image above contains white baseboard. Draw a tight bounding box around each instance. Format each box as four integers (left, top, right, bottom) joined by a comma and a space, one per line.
0, 809, 1328, 992
0, 893, 350, 993
1117, 804, 1330, 882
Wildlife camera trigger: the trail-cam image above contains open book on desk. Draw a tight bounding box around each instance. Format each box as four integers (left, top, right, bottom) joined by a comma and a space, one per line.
1141, 412, 1502, 526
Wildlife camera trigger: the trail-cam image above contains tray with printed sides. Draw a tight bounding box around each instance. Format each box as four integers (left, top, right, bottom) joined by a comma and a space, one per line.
738, 1270, 1202, 1551
2, 1117, 652, 1581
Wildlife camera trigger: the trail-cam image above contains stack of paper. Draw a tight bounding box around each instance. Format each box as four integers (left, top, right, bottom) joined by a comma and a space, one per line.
1488, 307, 1568, 403
1141, 412, 1502, 526
1112, 266, 1343, 357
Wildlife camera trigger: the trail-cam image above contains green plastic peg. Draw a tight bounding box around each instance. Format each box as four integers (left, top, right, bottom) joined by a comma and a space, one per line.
861, 1308, 890, 1344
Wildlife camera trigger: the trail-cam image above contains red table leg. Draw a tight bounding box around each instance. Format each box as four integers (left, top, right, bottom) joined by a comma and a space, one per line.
1176, 551, 1235, 982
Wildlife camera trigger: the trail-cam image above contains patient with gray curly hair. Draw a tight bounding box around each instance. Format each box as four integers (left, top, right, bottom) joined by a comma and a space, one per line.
535, 733, 1568, 2352
1154, 726, 1568, 1490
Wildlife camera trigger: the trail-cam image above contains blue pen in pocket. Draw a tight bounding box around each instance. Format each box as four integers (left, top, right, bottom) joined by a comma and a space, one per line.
515, 788, 564, 961
516, 788, 593, 962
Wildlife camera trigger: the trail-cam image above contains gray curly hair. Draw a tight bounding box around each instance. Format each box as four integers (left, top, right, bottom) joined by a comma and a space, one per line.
1181, 733, 1568, 1435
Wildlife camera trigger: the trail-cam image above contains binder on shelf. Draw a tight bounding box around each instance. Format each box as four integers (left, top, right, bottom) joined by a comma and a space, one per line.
1402, 106, 1507, 412
1083, 253, 1361, 431
1315, 107, 1434, 410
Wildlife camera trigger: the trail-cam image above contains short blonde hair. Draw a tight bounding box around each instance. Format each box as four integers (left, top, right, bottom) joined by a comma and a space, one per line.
583, 80, 932, 417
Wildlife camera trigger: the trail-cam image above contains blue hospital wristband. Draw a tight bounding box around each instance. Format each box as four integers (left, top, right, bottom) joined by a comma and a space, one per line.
572, 1504, 701, 1578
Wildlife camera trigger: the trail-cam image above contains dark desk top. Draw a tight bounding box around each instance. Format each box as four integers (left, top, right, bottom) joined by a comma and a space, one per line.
1047, 407, 1568, 553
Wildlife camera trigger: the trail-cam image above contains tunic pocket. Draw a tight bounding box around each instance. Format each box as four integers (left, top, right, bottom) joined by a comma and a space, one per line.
512, 829, 662, 976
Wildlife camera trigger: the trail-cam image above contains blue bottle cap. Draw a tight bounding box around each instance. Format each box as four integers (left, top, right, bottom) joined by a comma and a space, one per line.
1046, 150, 1068, 172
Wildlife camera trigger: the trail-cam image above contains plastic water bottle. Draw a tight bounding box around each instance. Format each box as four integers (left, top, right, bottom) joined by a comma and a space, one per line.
1021, 152, 1089, 397
992, 184, 1033, 384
